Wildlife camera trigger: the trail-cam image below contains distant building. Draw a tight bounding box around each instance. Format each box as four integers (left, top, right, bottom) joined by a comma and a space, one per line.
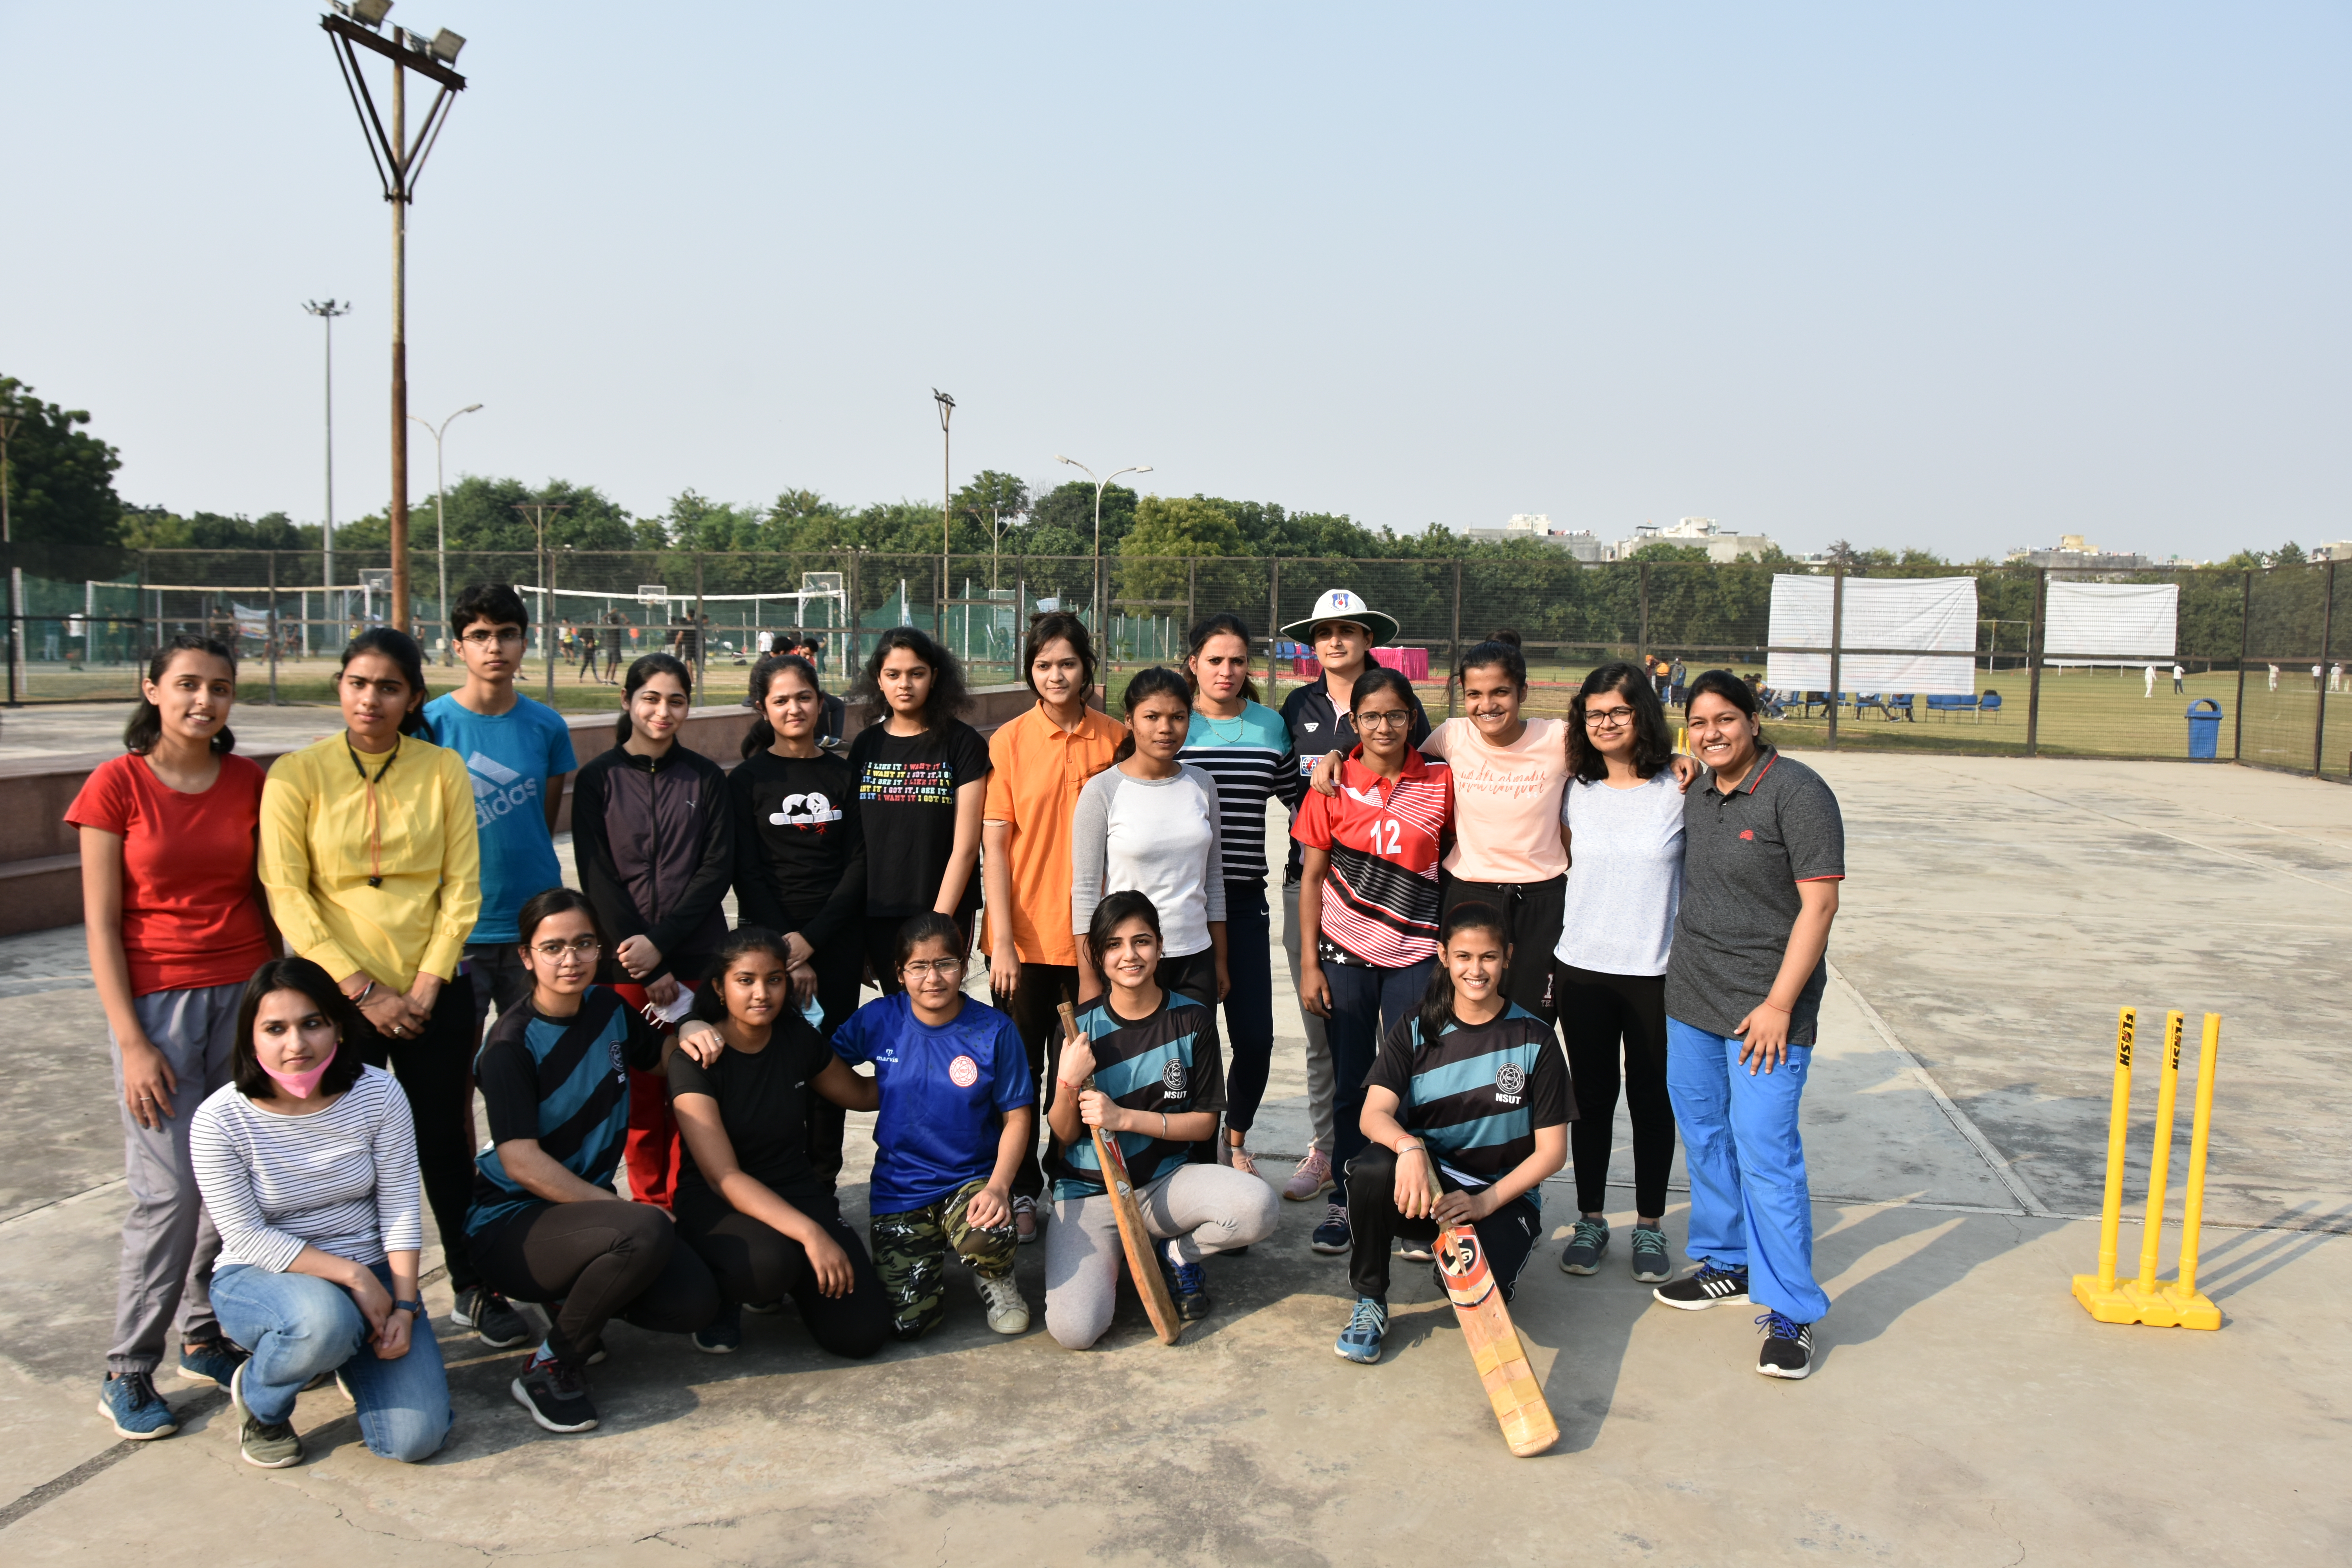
2005, 534, 2151, 571
1464, 514, 1611, 561
2308, 541, 2352, 563
1611, 517, 1778, 563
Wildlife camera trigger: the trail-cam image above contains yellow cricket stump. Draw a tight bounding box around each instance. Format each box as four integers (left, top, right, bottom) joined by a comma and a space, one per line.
2071, 1008, 2221, 1330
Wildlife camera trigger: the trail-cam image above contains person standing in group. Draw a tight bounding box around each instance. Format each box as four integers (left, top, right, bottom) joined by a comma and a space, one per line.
1071, 666, 1228, 1010
572, 653, 735, 1213
1332, 902, 1568, 1365
257, 629, 520, 1350
602, 609, 628, 684
729, 653, 867, 1187
577, 614, 605, 684
1553, 661, 1687, 1284
1044, 893, 1279, 1348
1656, 670, 1845, 1381
1275, 589, 1430, 1206
422, 584, 579, 1034
829, 915, 1034, 1341
1178, 613, 1298, 1176
1291, 665, 1452, 1258
981, 612, 1125, 1242
76, 636, 275, 1439
465, 889, 727, 1433
847, 628, 991, 983
667, 927, 890, 1358
781, 635, 848, 741
1669, 657, 1688, 704
189, 958, 452, 1467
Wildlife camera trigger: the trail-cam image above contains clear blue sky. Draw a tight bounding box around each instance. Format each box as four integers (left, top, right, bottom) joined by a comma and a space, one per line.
4, 2, 2345, 561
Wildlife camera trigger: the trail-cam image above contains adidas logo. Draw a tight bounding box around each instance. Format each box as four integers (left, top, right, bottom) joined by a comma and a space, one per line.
466, 751, 540, 826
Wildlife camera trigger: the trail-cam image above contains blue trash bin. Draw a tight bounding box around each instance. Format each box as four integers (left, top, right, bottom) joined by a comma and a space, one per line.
2185, 698, 2222, 761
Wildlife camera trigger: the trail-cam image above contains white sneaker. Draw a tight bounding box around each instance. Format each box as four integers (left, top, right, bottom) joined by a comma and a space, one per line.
978, 1273, 1030, 1335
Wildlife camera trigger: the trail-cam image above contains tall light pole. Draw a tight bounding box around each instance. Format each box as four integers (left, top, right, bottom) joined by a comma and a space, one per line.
0, 394, 23, 702
1053, 456, 1152, 637
513, 499, 567, 697
933, 389, 955, 635
302, 299, 350, 641
410, 401, 482, 662
321, 2, 469, 639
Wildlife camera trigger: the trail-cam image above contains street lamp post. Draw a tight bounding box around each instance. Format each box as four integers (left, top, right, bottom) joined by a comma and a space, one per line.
321, 3, 470, 639
1053, 455, 1152, 650
301, 299, 350, 649
409, 401, 482, 662
513, 499, 568, 695
933, 389, 954, 636
0, 395, 23, 703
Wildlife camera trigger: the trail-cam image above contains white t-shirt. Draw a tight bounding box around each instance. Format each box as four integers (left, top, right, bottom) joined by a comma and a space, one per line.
1555, 771, 1686, 978
1069, 765, 1228, 958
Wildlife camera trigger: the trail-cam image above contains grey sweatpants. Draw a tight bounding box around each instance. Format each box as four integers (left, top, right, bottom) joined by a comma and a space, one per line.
108, 982, 241, 1374
1281, 878, 1337, 1153
1044, 1163, 1279, 1350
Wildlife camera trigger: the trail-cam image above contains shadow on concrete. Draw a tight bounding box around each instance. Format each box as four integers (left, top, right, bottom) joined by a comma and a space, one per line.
2199, 1202, 2352, 1302
1811, 1207, 2034, 1366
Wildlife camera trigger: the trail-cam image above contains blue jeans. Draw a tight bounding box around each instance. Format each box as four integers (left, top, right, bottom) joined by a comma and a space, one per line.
1325, 957, 1434, 1198
1664, 1019, 1829, 1323
1220, 880, 1276, 1132
212, 1261, 452, 1463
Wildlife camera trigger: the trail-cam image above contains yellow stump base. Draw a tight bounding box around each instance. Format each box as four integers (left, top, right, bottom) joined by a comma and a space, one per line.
2160, 1282, 2222, 1331
2071, 1274, 2141, 1324
2070, 1274, 2220, 1330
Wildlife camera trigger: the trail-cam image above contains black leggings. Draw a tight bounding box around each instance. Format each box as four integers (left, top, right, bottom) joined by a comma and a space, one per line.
998, 960, 1081, 1201
353, 983, 481, 1293
673, 1193, 889, 1359
1344, 1144, 1541, 1305
471, 1200, 720, 1368
1554, 964, 1674, 1218
779, 912, 866, 1185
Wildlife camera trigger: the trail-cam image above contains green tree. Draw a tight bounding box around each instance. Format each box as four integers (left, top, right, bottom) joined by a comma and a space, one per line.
1, 375, 123, 574
1117, 495, 1246, 608
1025, 480, 1136, 557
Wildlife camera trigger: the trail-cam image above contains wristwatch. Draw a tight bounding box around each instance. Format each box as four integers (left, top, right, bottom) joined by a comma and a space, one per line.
392, 1299, 425, 1317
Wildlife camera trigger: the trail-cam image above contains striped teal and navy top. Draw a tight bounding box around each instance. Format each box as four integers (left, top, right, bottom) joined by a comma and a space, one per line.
466, 988, 668, 1234
1180, 701, 1300, 883
1048, 991, 1227, 1200
1363, 1004, 1573, 1186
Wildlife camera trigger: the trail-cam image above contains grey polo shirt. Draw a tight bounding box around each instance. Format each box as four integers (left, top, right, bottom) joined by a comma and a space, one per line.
1663, 746, 1846, 1044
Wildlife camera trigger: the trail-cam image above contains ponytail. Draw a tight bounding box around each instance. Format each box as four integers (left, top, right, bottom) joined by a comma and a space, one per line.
739, 653, 821, 758
1416, 900, 1509, 1046
1109, 665, 1192, 764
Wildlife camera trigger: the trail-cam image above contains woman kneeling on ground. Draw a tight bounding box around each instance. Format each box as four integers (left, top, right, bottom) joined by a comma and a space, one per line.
465, 889, 728, 1435
1045, 892, 1279, 1348
668, 927, 889, 1358
1335, 901, 1570, 1365
189, 957, 451, 1468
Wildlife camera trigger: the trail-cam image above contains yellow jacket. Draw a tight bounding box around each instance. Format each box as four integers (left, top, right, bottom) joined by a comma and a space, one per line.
259, 732, 482, 992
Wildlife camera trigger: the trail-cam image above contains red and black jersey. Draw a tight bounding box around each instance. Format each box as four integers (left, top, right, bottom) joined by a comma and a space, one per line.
1292, 748, 1454, 965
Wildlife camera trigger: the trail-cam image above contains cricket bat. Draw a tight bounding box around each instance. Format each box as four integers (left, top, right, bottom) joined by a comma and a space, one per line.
1422, 1157, 1558, 1457
1060, 999, 1183, 1346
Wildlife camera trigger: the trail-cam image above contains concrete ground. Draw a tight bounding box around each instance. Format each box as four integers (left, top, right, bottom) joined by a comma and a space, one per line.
0, 751, 2346, 1564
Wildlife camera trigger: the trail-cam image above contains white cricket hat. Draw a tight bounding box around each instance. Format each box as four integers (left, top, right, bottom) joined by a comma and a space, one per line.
1279, 588, 1399, 648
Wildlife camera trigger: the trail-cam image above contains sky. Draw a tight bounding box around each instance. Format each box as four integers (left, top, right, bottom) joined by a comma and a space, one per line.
3, 3, 2345, 563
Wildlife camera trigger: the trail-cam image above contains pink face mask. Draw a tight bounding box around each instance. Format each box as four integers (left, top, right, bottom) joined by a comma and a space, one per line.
261, 1040, 339, 1100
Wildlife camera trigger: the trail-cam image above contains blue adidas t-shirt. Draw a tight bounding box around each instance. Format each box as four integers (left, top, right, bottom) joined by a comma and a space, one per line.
422, 691, 579, 943
831, 992, 1033, 1213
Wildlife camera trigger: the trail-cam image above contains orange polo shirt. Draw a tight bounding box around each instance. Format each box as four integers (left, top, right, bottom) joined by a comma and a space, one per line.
984, 702, 1126, 966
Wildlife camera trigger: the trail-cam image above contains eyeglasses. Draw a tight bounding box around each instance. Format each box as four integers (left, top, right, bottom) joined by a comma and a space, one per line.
900, 958, 965, 978
1355, 710, 1414, 730
461, 627, 526, 647
530, 937, 603, 958
1584, 707, 1637, 729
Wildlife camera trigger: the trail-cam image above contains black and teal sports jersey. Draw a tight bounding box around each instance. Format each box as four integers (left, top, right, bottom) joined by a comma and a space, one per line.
1363, 1004, 1573, 1186
466, 988, 667, 1234
1048, 990, 1226, 1201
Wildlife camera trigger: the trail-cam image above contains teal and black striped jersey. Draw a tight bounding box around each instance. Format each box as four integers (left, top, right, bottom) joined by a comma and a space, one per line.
1363, 1004, 1573, 1186
467, 988, 668, 1234
1180, 701, 1299, 883
1047, 990, 1227, 1201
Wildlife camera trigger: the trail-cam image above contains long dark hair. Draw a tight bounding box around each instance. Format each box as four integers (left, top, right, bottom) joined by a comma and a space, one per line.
1417, 900, 1510, 1047
1084, 889, 1163, 975
1110, 665, 1193, 763
232, 956, 367, 1102
740, 653, 822, 759
1022, 611, 1098, 700
341, 628, 430, 737
126, 635, 238, 756
616, 652, 693, 742
691, 926, 795, 1026
1454, 628, 1527, 693
851, 627, 971, 731
1183, 613, 1261, 705
1567, 660, 1673, 783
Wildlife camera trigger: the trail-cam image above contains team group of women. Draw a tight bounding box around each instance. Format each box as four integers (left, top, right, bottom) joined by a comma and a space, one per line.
76, 575, 1844, 1469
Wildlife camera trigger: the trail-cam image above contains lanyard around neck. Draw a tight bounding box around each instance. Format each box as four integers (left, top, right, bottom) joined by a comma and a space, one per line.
345, 735, 400, 888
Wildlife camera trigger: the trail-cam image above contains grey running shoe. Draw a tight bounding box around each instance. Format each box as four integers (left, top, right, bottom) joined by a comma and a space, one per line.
1629, 1225, 1671, 1283
229, 1362, 302, 1468
1560, 1216, 1609, 1275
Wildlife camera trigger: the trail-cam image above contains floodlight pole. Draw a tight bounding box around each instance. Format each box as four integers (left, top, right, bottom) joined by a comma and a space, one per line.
0, 396, 22, 703
934, 390, 954, 637
321, 11, 468, 642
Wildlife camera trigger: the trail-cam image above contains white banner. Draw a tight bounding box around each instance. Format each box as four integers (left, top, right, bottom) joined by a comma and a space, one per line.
2044, 581, 2177, 658
1765, 575, 1978, 695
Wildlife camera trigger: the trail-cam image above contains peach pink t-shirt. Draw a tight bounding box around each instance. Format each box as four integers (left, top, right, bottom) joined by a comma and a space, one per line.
1421, 717, 1570, 883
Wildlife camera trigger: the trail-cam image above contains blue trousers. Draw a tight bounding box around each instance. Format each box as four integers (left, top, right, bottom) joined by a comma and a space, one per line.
212, 1261, 452, 1463
1664, 1019, 1829, 1323
1326, 957, 1434, 1196
1220, 880, 1276, 1132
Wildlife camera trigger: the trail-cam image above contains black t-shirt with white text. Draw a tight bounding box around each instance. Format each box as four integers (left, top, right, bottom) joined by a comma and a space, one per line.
848, 719, 991, 918
728, 748, 865, 946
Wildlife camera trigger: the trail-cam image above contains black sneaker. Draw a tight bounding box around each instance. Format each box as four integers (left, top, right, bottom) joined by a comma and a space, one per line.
1755, 1311, 1814, 1379
694, 1306, 743, 1354
1158, 1238, 1212, 1322
452, 1287, 533, 1349
1652, 1260, 1750, 1310
510, 1354, 599, 1433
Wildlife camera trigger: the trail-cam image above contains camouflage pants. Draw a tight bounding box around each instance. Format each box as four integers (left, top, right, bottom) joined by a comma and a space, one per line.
870, 1178, 1018, 1341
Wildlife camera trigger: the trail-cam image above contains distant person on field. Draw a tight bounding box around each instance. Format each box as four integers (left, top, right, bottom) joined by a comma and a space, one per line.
2172, 664, 2185, 694
2314, 664, 2325, 691
2144, 664, 2156, 699
602, 610, 628, 683
2332, 663, 2344, 694
2268, 664, 2279, 692
1670, 657, 1688, 704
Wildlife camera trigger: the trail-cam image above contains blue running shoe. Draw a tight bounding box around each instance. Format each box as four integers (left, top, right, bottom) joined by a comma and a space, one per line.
1628, 1225, 1671, 1283
1310, 1203, 1352, 1255
176, 1339, 247, 1388
1559, 1216, 1610, 1275
1334, 1297, 1388, 1364
98, 1371, 178, 1440
1158, 1238, 1211, 1322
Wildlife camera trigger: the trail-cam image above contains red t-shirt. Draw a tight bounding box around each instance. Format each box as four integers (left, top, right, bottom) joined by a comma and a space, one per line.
1291, 748, 1454, 966
66, 753, 273, 995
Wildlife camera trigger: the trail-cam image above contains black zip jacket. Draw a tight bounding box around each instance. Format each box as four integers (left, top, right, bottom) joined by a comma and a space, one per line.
572, 741, 735, 984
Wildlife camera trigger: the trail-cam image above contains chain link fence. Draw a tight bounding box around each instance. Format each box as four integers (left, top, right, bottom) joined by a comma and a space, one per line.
4, 545, 2345, 776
